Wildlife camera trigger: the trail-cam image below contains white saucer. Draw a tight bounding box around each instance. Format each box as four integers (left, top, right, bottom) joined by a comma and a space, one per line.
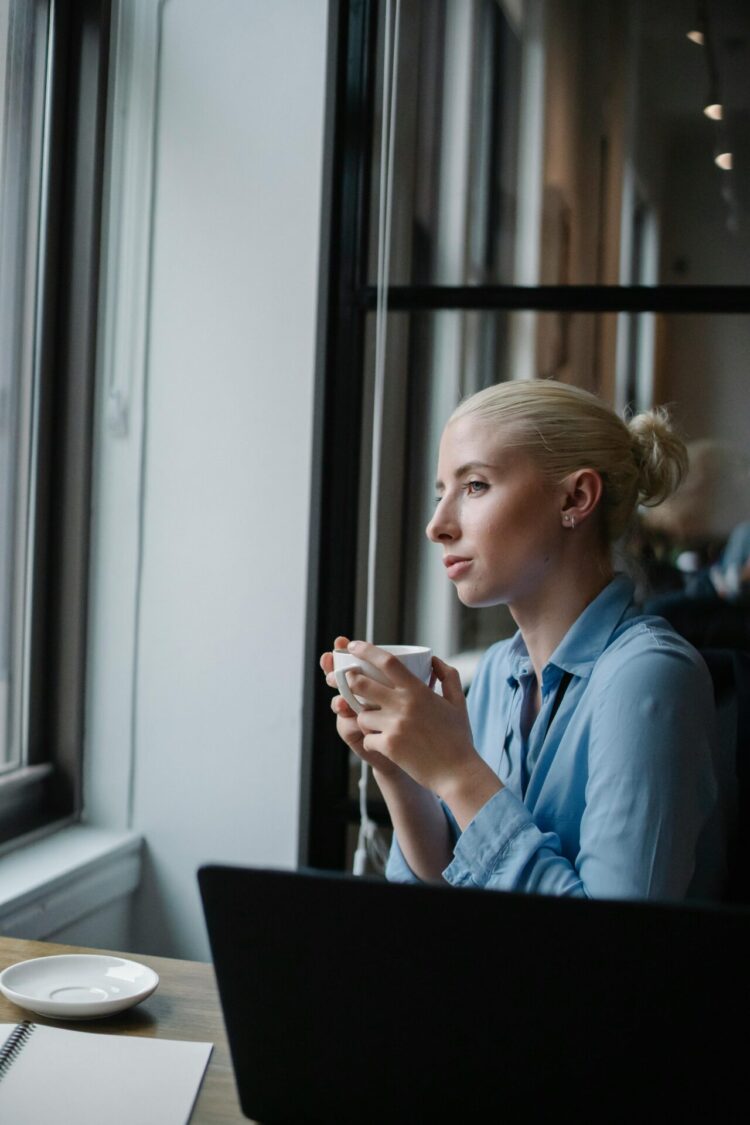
0, 954, 159, 1020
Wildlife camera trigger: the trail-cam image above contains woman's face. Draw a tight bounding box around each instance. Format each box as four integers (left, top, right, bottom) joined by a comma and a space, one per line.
426, 415, 566, 609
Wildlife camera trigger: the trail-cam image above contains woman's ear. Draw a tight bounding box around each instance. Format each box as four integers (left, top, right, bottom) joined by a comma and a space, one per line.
559, 468, 604, 527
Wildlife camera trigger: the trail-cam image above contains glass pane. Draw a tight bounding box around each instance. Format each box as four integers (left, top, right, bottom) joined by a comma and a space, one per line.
0, 0, 50, 769
358, 310, 750, 665
369, 0, 750, 287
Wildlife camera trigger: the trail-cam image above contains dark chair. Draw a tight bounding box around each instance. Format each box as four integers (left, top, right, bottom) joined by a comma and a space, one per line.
700, 648, 750, 904
645, 590, 750, 650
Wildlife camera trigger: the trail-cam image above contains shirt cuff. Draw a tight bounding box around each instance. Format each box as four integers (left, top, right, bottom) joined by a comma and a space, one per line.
442, 786, 544, 888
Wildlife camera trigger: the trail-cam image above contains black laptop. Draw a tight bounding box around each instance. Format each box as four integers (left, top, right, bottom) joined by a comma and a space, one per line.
199, 864, 750, 1123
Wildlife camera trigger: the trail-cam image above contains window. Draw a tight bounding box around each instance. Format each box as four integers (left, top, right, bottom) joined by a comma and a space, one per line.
0, 0, 110, 847
0, 0, 49, 770
303, 0, 750, 870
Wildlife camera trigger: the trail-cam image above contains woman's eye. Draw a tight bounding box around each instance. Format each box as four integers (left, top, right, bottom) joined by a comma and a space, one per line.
465, 480, 488, 495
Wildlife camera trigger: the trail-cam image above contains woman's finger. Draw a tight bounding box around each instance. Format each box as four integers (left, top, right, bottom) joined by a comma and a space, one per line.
344, 670, 389, 706
345, 641, 410, 686
331, 695, 358, 719
361, 732, 387, 756
431, 656, 465, 705
356, 707, 383, 733
321, 635, 353, 678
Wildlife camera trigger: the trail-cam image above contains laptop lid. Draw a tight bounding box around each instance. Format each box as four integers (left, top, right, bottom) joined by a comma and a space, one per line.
198, 864, 750, 1123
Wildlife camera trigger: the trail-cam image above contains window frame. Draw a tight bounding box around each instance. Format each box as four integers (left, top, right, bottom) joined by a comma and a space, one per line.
0, 0, 111, 849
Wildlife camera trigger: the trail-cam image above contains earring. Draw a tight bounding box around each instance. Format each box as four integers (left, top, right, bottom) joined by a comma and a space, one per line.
563, 513, 576, 529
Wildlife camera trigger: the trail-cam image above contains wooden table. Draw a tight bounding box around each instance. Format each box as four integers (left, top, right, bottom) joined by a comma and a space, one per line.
0, 935, 246, 1124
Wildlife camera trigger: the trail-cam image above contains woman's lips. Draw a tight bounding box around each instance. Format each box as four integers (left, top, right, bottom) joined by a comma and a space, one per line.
444, 556, 472, 580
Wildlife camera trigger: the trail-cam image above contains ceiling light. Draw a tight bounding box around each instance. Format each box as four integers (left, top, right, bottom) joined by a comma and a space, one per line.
714, 152, 733, 170
703, 103, 723, 120
687, 29, 705, 45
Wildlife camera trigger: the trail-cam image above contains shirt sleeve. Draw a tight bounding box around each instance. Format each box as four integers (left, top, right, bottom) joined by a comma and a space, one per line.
443, 642, 719, 900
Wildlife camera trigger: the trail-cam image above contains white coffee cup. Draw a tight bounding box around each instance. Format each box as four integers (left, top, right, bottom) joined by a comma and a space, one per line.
333, 644, 433, 714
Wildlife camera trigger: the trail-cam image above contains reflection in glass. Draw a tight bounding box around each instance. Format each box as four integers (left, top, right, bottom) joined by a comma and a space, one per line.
369, 0, 750, 288
356, 311, 750, 662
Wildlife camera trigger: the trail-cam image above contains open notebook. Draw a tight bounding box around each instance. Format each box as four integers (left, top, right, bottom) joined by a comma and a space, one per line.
0, 1022, 212, 1125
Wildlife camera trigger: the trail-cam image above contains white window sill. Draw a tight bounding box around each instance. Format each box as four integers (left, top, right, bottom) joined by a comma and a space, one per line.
0, 825, 142, 940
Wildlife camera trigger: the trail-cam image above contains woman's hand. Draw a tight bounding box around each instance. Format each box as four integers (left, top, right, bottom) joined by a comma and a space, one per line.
321, 637, 459, 879
321, 639, 502, 826
340, 641, 498, 814
319, 636, 404, 778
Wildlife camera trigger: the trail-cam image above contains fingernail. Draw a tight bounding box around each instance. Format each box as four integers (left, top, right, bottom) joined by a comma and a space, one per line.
347, 640, 361, 652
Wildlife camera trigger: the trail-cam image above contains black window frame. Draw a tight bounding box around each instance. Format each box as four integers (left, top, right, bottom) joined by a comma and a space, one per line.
0, 0, 111, 846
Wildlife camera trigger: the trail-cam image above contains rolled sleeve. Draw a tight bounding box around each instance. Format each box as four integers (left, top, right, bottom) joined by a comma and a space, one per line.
443, 788, 584, 896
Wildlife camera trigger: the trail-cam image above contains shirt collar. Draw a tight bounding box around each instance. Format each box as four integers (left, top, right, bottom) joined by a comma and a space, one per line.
506, 574, 635, 686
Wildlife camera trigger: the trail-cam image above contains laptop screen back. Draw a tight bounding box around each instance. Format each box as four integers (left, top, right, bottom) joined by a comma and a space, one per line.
199, 864, 750, 1123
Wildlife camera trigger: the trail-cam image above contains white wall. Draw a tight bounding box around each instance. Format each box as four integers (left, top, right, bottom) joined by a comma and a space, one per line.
85, 0, 329, 960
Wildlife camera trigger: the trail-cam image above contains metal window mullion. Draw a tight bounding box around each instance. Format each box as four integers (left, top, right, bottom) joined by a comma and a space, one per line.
24, 0, 112, 824
17, 0, 56, 772
301, 0, 378, 870
359, 284, 750, 314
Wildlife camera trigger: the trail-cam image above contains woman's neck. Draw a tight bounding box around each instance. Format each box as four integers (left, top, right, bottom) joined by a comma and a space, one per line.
510, 558, 614, 687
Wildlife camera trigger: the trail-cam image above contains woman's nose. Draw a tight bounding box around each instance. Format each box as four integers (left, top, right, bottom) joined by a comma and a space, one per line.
426, 498, 456, 543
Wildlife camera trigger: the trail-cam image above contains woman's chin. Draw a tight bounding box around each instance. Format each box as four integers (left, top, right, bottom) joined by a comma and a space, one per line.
455, 585, 505, 610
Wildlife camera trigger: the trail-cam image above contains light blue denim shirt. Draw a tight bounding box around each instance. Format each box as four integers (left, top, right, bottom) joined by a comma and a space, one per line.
386, 575, 726, 901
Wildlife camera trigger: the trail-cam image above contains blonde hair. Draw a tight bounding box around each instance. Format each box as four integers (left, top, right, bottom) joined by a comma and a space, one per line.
450, 379, 688, 542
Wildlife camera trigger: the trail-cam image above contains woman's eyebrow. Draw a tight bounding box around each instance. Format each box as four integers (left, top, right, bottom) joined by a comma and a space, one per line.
435, 461, 497, 490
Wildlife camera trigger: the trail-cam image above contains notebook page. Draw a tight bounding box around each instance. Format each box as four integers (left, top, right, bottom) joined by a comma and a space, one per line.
0, 1023, 212, 1125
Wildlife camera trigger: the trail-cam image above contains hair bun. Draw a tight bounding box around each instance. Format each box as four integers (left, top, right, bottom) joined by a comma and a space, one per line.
628, 408, 688, 507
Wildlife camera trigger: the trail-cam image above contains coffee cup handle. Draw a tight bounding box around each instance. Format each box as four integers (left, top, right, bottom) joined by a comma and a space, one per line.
335, 666, 364, 714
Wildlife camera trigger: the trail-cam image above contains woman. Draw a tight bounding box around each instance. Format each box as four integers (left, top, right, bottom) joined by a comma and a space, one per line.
321, 380, 725, 900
